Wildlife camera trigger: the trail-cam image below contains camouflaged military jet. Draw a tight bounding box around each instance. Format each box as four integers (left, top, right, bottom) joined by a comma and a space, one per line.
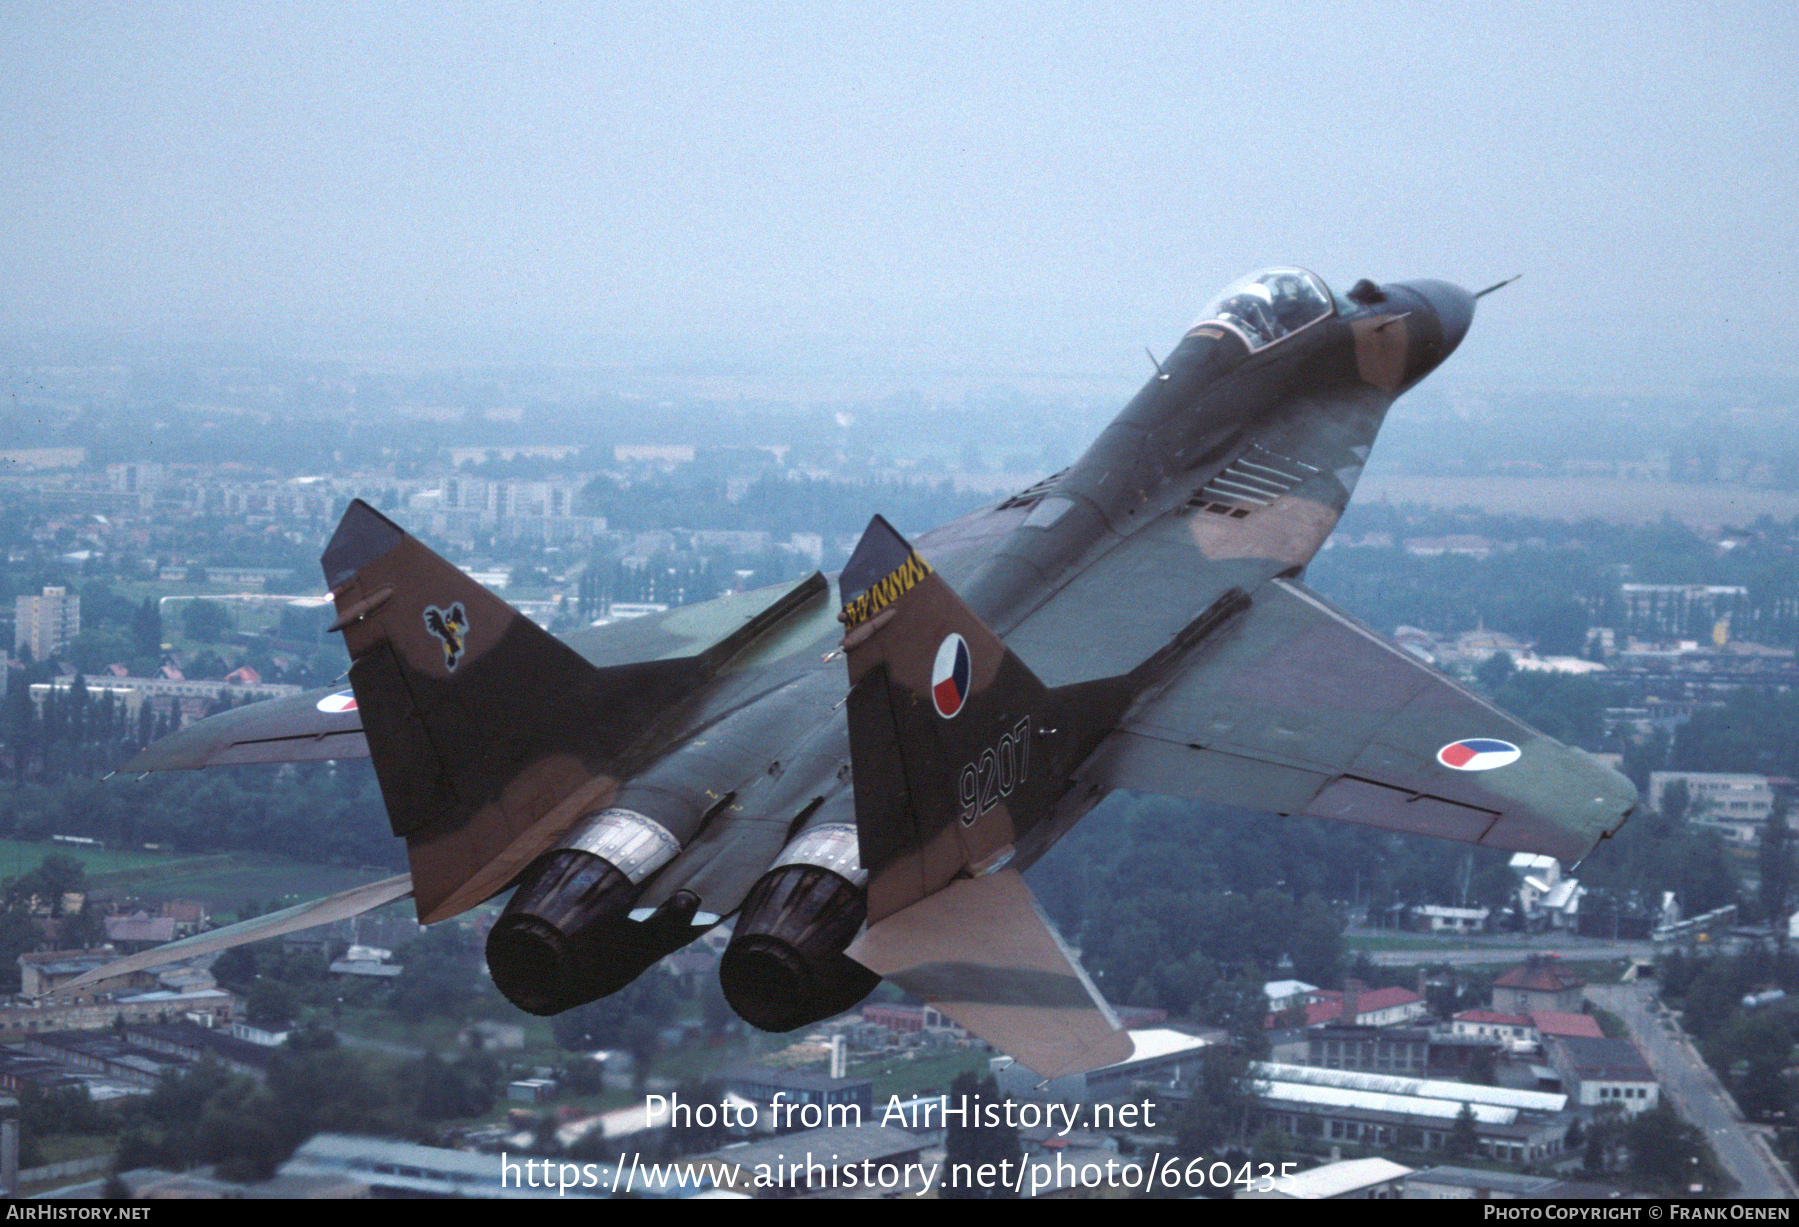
73, 268, 1635, 1078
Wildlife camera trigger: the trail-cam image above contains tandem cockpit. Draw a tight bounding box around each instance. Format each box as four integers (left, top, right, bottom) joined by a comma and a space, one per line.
1191, 267, 1338, 352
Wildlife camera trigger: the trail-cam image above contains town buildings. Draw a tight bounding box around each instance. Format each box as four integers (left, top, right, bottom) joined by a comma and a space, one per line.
14, 587, 80, 661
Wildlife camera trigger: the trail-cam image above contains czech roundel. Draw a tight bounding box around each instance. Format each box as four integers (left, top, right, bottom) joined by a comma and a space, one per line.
1437, 738, 1521, 771
315, 691, 359, 714
931, 633, 972, 719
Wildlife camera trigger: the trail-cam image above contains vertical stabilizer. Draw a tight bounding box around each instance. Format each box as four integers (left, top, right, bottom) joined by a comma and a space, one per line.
838, 516, 1126, 922
324, 501, 704, 920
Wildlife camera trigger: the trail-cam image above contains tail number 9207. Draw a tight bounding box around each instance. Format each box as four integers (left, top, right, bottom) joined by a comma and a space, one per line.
958, 717, 1031, 826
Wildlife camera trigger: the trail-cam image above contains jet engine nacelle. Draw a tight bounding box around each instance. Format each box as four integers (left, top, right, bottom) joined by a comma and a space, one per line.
717, 822, 880, 1031
486, 806, 690, 1014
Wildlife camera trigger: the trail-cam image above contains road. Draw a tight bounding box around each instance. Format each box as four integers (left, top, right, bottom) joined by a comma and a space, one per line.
1586, 981, 1796, 1200
1352, 927, 1653, 967
1351, 928, 1794, 1195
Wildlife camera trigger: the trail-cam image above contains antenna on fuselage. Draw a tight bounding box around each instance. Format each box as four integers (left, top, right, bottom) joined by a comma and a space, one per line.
1474, 274, 1522, 299
1145, 347, 1170, 381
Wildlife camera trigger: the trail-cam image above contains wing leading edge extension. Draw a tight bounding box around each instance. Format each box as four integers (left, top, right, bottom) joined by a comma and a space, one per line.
1079, 577, 1637, 862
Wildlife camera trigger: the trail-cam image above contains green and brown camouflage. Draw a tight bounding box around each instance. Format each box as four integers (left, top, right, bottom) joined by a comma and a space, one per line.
90, 267, 1633, 1078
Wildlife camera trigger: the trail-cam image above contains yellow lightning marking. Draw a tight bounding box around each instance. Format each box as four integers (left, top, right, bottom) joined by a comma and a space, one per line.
840, 551, 933, 628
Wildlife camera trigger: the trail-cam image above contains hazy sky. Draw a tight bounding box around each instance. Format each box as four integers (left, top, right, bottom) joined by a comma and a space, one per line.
4, 3, 1796, 392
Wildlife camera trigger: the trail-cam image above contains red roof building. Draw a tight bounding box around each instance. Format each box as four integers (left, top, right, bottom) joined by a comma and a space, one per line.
1491, 957, 1585, 1014
1451, 1009, 1536, 1049
1530, 1010, 1603, 1040
1267, 986, 1427, 1029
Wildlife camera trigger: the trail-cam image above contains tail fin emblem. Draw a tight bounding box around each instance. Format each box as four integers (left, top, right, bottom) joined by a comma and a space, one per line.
423, 602, 470, 670
931, 633, 971, 719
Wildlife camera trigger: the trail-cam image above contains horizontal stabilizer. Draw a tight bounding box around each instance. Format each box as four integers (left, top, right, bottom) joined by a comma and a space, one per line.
847, 868, 1133, 1080
122, 685, 369, 771
44, 873, 413, 998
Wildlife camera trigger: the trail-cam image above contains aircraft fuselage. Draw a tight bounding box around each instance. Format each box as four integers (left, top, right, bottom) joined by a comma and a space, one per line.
500, 271, 1483, 1024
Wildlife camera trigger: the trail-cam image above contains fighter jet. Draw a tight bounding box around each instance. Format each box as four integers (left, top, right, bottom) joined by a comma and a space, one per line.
73, 268, 1634, 1078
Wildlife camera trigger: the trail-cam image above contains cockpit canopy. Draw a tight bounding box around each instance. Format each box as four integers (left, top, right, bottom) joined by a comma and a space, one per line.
1193, 268, 1334, 352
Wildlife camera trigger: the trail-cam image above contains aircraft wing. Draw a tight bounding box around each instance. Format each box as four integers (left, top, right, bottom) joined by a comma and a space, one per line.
1076, 577, 1636, 862
121, 579, 832, 777
44, 873, 413, 998
122, 685, 369, 771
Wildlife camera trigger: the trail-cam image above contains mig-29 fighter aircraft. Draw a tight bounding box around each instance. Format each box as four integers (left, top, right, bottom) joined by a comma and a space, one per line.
70, 268, 1635, 1078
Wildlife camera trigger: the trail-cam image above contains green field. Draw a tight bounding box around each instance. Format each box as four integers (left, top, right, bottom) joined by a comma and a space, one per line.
0, 838, 210, 881
1342, 934, 1457, 953
850, 1047, 996, 1103
0, 837, 393, 914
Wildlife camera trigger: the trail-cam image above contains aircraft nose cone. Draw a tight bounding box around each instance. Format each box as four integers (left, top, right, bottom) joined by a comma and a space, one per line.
1409, 279, 1475, 357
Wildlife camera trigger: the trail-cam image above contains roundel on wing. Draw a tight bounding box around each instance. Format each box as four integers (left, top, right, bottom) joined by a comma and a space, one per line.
316, 690, 359, 714
931, 633, 972, 719
1437, 737, 1521, 771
